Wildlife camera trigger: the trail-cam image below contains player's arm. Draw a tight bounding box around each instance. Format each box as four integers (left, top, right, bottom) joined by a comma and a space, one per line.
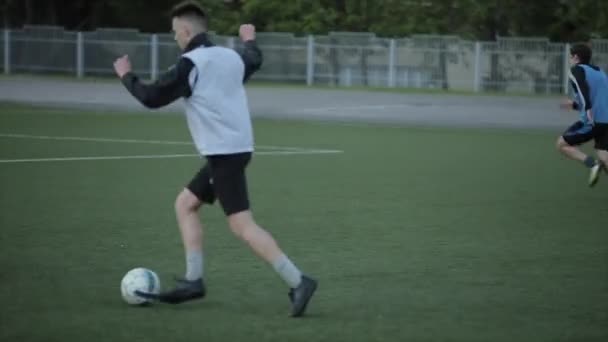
240, 41, 263, 82
238, 24, 263, 83
114, 55, 194, 109
569, 65, 592, 111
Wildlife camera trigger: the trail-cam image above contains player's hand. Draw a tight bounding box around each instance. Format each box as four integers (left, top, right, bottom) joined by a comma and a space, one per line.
239, 24, 256, 42
559, 99, 574, 110
113, 55, 132, 78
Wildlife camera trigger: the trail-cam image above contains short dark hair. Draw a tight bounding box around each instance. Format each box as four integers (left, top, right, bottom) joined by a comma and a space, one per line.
570, 43, 592, 64
170, 1, 207, 29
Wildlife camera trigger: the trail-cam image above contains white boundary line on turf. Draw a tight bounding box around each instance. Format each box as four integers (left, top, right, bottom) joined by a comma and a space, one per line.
0, 154, 199, 163
0, 149, 343, 164
0, 133, 193, 145
0, 133, 339, 152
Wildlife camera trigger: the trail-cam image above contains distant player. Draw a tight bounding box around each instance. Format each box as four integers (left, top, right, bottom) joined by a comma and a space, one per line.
556, 43, 607, 186
112, 1, 317, 317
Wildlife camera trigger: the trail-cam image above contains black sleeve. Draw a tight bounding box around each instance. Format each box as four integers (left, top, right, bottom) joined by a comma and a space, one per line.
570, 65, 592, 110
121, 57, 194, 109
239, 40, 263, 82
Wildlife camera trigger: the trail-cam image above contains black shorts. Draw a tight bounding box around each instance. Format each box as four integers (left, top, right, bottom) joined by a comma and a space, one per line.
187, 152, 252, 216
562, 121, 594, 146
593, 123, 608, 151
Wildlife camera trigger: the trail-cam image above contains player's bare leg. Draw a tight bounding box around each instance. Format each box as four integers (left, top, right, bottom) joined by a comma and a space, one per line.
228, 211, 317, 317
597, 150, 608, 168
175, 188, 206, 279
556, 136, 592, 164
136, 188, 206, 303
556, 136, 600, 186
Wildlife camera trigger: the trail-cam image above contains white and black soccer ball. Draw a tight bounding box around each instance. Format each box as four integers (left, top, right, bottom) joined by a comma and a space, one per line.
120, 267, 161, 305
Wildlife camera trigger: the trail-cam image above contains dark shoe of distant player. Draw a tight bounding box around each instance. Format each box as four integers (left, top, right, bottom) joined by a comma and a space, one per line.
136, 277, 205, 304
288, 275, 317, 317
589, 163, 602, 187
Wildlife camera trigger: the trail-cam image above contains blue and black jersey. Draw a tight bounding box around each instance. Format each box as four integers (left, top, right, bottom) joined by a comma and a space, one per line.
569, 64, 608, 124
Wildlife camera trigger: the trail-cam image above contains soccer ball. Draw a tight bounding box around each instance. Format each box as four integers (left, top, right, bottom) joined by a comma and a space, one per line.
120, 267, 161, 305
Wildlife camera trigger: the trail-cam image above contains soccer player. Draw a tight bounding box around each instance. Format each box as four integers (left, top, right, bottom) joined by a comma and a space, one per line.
112, 1, 317, 317
556, 43, 607, 187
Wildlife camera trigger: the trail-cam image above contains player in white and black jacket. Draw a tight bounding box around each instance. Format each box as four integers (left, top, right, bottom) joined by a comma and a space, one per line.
113, 1, 317, 317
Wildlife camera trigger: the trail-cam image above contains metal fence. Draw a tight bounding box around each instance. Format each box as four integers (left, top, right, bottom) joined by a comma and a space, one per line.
2, 25, 608, 95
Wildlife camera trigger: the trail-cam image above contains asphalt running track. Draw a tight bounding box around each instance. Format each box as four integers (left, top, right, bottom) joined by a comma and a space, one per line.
0, 76, 574, 131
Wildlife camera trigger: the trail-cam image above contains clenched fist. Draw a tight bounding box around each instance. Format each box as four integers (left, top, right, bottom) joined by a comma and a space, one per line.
239, 24, 256, 42
113, 55, 132, 78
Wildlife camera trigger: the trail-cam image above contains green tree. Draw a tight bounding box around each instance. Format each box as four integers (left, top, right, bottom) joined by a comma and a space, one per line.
2, 0, 607, 39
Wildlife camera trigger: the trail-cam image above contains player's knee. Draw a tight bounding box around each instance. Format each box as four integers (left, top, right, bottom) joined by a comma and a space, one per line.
227, 211, 256, 240
598, 150, 608, 164
175, 188, 201, 215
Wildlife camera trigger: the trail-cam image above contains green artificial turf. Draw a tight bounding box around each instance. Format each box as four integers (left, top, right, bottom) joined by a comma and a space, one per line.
0, 103, 606, 342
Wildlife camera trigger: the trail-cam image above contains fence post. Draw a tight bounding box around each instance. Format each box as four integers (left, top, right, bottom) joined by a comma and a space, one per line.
345, 67, 352, 87
3, 29, 10, 75
306, 35, 315, 86
150, 34, 159, 81
227, 37, 236, 49
388, 39, 396, 88
76, 32, 84, 78
563, 43, 571, 95
473, 41, 481, 93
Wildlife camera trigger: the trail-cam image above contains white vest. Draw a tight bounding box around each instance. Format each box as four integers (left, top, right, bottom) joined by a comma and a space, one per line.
182, 46, 254, 156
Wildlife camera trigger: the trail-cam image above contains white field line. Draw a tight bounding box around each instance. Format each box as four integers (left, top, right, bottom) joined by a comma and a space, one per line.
0, 133, 340, 153
0, 154, 198, 163
0, 149, 343, 164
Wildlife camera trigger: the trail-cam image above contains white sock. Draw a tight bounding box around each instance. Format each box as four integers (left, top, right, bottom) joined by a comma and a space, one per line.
272, 254, 302, 288
185, 251, 203, 281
